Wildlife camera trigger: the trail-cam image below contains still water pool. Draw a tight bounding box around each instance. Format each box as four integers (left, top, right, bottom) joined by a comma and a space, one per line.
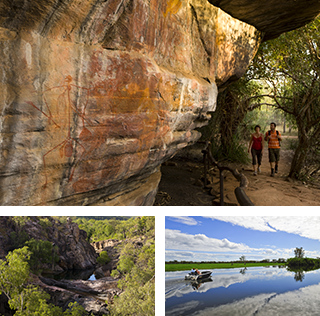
165, 266, 320, 316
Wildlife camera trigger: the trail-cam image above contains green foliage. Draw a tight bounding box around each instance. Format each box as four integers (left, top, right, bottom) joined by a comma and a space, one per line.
63, 302, 89, 316
211, 134, 250, 164
287, 257, 320, 270
0, 247, 31, 300
0, 248, 90, 315
10, 285, 62, 316
199, 73, 263, 164
74, 216, 154, 243
24, 238, 59, 274
11, 217, 30, 228
39, 217, 53, 228
294, 247, 305, 258
96, 251, 110, 265
109, 240, 155, 316
9, 230, 29, 250
110, 278, 155, 316
165, 262, 286, 271
248, 16, 320, 179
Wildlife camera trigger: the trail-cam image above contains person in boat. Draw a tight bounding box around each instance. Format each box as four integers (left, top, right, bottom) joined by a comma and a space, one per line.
195, 269, 201, 275
248, 125, 264, 176
191, 268, 196, 275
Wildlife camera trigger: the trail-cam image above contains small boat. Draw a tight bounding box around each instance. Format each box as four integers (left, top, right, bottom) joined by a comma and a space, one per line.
185, 270, 212, 281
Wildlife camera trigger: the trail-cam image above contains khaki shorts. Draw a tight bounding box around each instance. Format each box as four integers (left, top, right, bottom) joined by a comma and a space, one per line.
268, 148, 280, 163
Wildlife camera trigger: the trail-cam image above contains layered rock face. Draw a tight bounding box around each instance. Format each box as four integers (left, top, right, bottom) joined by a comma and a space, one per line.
1, 0, 316, 205
0, 217, 97, 270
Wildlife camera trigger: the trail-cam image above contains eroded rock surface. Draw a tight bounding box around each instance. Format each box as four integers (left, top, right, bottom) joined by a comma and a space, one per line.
1, 0, 319, 205
0, 217, 97, 270
37, 276, 118, 315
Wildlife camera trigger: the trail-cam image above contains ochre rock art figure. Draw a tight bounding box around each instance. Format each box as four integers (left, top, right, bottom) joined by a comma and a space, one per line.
26, 75, 95, 187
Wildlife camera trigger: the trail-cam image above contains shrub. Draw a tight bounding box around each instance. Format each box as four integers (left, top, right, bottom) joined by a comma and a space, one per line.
96, 251, 110, 265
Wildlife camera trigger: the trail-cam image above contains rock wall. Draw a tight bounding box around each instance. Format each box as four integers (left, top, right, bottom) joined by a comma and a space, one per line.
1, 0, 317, 205
0, 217, 97, 270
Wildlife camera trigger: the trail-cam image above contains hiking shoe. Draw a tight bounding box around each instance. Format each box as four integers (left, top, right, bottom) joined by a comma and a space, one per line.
275, 165, 278, 173
258, 167, 261, 173
254, 172, 257, 176
271, 168, 275, 177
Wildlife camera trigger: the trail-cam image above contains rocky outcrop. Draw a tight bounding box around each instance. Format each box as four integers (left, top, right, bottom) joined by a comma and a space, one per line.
37, 276, 119, 315
1, 0, 320, 205
92, 238, 145, 278
0, 217, 97, 270
208, 0, 320, 40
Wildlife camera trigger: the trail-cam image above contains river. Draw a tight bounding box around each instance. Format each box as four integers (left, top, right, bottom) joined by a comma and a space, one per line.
165, 266, 320, 315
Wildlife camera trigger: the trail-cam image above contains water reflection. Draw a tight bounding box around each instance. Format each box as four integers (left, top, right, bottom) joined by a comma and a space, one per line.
293, 271, 305, 282
166, 267, 320, 316
239, 267, 247, 275
190, 278, 213, 291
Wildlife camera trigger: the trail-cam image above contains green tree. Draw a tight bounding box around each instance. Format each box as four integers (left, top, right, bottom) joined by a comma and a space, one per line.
294, 247, 305, 258
24, 238, 59, 273
10, 285, 62, 316
249, 17, 320, 179
0, 247, 31, 301
109, 241, 155, 316
200, 75, 263, 163
97, 251, 110, 265
0, 247, 89, 315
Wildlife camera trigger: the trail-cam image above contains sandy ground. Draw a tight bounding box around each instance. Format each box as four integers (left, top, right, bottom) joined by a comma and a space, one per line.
154, 138, 320, 206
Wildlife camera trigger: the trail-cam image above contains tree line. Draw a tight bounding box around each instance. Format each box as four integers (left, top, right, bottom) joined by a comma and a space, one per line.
73, 216, 154, 242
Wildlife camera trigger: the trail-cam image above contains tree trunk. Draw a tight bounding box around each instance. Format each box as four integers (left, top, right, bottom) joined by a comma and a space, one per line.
289, 129, 309, 179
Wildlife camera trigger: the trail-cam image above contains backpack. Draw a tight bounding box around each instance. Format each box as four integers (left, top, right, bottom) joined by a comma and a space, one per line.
268, 130, 281, 147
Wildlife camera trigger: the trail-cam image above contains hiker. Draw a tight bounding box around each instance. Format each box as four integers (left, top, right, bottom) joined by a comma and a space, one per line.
248, 125, 264, 176
265, 122, 282, 177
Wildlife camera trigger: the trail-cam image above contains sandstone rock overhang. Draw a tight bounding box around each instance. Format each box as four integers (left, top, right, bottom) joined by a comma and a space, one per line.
208, 0, 320, 40
1, 0, 320, 206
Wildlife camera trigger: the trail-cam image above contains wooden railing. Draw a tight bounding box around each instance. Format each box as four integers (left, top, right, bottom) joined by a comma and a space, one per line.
200, 141, 254, 206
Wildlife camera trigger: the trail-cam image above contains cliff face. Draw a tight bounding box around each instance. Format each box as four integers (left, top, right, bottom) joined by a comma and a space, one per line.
0, 0, 319, 205
0, 217, 97, 270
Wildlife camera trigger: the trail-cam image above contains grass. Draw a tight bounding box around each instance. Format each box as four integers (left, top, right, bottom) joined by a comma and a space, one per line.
165, 262, 286, 271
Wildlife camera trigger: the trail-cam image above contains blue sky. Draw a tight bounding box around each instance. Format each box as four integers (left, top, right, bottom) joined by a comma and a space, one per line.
165, 216, 320, 262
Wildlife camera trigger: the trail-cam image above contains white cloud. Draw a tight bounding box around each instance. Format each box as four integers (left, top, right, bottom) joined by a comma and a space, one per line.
167, 216, 199, 226
166, 229, 250, 253
165, 229, 320, 262
205, 216, 320, 241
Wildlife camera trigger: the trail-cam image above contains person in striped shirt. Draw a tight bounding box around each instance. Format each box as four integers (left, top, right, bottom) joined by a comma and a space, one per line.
264, 122, 282, 177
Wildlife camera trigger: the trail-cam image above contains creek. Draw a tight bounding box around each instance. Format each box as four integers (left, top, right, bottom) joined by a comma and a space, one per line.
42, 267, 96, 281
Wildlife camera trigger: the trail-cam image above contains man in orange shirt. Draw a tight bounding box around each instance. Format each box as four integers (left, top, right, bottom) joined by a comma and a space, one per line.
265, 122, 282, 177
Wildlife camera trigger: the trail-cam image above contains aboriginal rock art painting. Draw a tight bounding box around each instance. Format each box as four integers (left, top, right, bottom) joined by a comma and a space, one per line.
26, 75, 97, 187
26, 74, 172, 191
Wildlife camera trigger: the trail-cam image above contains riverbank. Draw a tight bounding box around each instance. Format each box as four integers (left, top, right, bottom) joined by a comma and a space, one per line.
165, 262, 286, 271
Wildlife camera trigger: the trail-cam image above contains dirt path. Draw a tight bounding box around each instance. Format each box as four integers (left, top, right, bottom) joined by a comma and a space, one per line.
154, 139, 320, 206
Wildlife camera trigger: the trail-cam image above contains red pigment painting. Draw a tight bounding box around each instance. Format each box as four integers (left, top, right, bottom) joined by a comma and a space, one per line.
26, 75, 95, 187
